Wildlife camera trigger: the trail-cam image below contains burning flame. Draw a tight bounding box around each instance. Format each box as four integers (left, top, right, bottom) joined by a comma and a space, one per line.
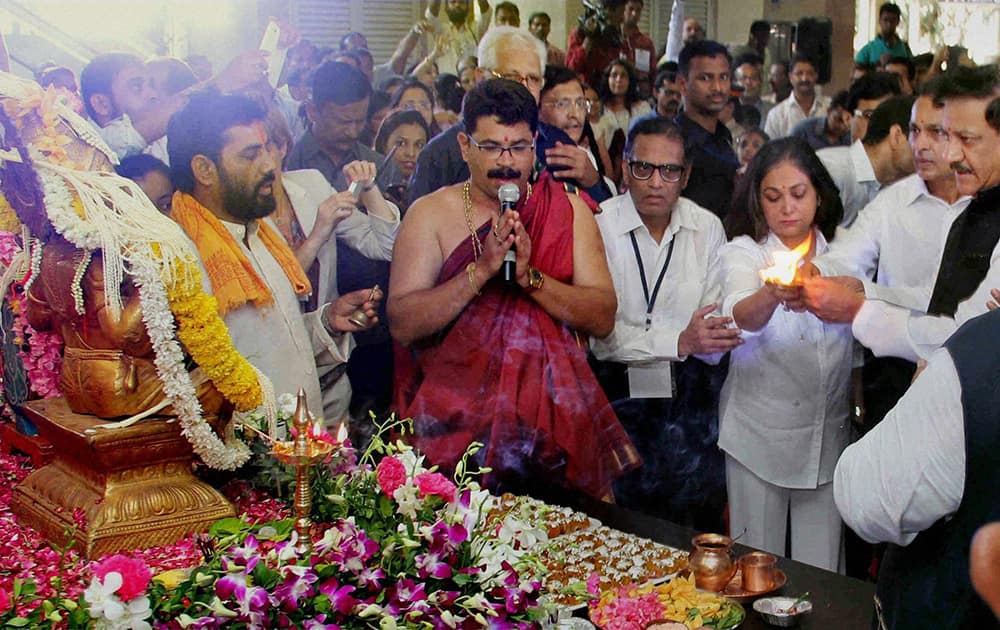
335, 422, 348, 444
759, 232, 813, 286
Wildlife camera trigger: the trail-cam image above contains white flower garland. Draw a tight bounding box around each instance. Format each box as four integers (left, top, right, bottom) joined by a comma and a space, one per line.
131, 259, 250, 470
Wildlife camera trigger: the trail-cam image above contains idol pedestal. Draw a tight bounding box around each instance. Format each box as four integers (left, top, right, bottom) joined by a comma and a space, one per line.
11, 398, 234, 558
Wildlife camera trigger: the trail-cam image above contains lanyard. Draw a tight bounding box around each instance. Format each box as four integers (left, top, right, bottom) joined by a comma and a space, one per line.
629, 230, 675, 331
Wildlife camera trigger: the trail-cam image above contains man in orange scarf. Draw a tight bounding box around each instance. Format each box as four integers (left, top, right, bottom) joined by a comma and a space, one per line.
167, 92, 381, 423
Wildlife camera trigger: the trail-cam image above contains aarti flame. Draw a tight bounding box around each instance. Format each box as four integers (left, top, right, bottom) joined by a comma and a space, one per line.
335, 421, 349, 443
760, 232, 813, 286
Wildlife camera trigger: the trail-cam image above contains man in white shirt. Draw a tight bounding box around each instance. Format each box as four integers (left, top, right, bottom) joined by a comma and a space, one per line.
810, 88, 970, 312
833, 306, 1000, 628
803, 65, 1000, 365
763, 53, 830, 139
167, 92, 381, 421
592, 116, 741, 530
82, 51, 267, 161
817, 95, 916, 227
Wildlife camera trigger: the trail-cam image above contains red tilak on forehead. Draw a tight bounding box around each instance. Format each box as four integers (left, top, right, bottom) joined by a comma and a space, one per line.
503, 135, 509, 143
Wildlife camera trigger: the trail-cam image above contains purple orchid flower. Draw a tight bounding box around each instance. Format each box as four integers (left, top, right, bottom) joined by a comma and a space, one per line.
415, 549, 453, 579
356, 566, 385, 590
236, 585, 271, 624
215, 565, 248, 601
318, 577, 358, 615
273, 565, 318, 613
227, 535, 259, 567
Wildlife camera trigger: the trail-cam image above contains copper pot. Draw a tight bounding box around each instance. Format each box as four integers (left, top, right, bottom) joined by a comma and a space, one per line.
688, 533, 737, 592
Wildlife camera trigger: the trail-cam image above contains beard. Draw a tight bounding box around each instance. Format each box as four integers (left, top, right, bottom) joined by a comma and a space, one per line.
220, 170, 276, 222
445, 5, 468, 25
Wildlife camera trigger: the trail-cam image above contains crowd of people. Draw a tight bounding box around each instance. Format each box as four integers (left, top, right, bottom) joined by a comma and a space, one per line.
7, 0, 1000, 626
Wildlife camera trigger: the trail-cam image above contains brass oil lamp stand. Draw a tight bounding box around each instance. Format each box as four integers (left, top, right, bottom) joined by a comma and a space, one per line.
270, 389, 333, 556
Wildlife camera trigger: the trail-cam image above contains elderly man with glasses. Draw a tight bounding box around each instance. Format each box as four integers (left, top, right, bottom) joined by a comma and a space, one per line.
410, 27, 614, 204
590, 116, 740, 530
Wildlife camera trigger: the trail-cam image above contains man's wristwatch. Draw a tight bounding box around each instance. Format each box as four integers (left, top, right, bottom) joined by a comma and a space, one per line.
526, 267, 544, 292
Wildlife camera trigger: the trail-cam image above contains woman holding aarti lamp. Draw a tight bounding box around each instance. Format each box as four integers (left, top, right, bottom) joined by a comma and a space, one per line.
718, 137, 852, 572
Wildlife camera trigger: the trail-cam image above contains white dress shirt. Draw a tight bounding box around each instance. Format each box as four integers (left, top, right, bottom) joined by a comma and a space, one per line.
215, 220, 353, 423
718, 231, 852, 489
851, 237, 1000, 362
813, 173, 972, 310
591, 193, 726, 396
764, 93, 830, 140
817, 140, 880, 227
834, 345, 964, 545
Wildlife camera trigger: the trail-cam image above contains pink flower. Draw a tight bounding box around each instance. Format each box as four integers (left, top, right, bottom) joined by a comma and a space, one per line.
414, 472, 457, 503
93, 554, 151, 601
376, 457, 407, 498
0, 588, 9, 612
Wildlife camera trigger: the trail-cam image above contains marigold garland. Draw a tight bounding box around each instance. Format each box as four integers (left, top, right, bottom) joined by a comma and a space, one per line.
166, 265, 262, 412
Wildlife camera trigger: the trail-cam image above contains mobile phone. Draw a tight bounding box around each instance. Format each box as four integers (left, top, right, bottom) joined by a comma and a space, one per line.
348, 181, 362, 200
259, 20, 287, 88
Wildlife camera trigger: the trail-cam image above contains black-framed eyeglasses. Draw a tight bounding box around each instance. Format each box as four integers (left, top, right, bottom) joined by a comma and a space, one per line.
467, 136, 536, 160
541, 97, 592, 113
854, 109, 875, 120
627, 160, 685, 182
486, 68, 543, 89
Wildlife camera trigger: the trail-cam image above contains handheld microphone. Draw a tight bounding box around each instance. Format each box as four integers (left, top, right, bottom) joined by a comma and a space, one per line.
498, 183, 520, 284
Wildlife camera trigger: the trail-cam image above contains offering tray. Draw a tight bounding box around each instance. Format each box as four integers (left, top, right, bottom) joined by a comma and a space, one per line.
722, 568, 788, 602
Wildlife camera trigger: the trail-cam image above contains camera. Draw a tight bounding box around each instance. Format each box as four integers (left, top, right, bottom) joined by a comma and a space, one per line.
578, 0, 622, 48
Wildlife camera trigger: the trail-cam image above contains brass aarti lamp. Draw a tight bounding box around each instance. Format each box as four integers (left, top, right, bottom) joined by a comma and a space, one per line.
270, 389, 333, 556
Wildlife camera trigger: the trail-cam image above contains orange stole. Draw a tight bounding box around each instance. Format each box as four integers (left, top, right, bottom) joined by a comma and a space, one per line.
171, 191, 311, 315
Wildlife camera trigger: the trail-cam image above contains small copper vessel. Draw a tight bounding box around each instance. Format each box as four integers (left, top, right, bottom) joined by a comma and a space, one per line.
689, 533, 737, 592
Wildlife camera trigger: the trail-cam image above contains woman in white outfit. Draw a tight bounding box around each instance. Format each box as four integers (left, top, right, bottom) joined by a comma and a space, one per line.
718, 137, 851, 572
594, 59, 651, 184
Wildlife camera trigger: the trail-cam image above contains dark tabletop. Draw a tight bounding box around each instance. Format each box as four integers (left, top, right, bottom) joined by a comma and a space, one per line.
570, 497, 875, 630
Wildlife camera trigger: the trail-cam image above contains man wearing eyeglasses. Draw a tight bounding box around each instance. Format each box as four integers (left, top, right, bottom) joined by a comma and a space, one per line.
591, 117, 740, 529
846, 72, 902, 143
390, 78, 638, 503
537, 64, 614, 200
410, 27, 614, 204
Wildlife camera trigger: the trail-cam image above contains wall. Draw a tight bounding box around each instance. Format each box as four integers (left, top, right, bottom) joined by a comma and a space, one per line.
715, 0, 764, 49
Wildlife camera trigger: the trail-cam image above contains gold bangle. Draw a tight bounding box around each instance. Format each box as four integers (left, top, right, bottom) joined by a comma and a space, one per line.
466, 262, 481, 296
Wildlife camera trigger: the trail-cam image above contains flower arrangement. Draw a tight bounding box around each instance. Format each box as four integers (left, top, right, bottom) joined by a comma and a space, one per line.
145, 417, 546, 628
0, 418, 550, 628
0, 230, 63, 399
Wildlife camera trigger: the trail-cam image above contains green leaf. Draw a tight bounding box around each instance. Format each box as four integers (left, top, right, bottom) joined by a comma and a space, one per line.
5, 618, 31, 627
209, 517, 251, 538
